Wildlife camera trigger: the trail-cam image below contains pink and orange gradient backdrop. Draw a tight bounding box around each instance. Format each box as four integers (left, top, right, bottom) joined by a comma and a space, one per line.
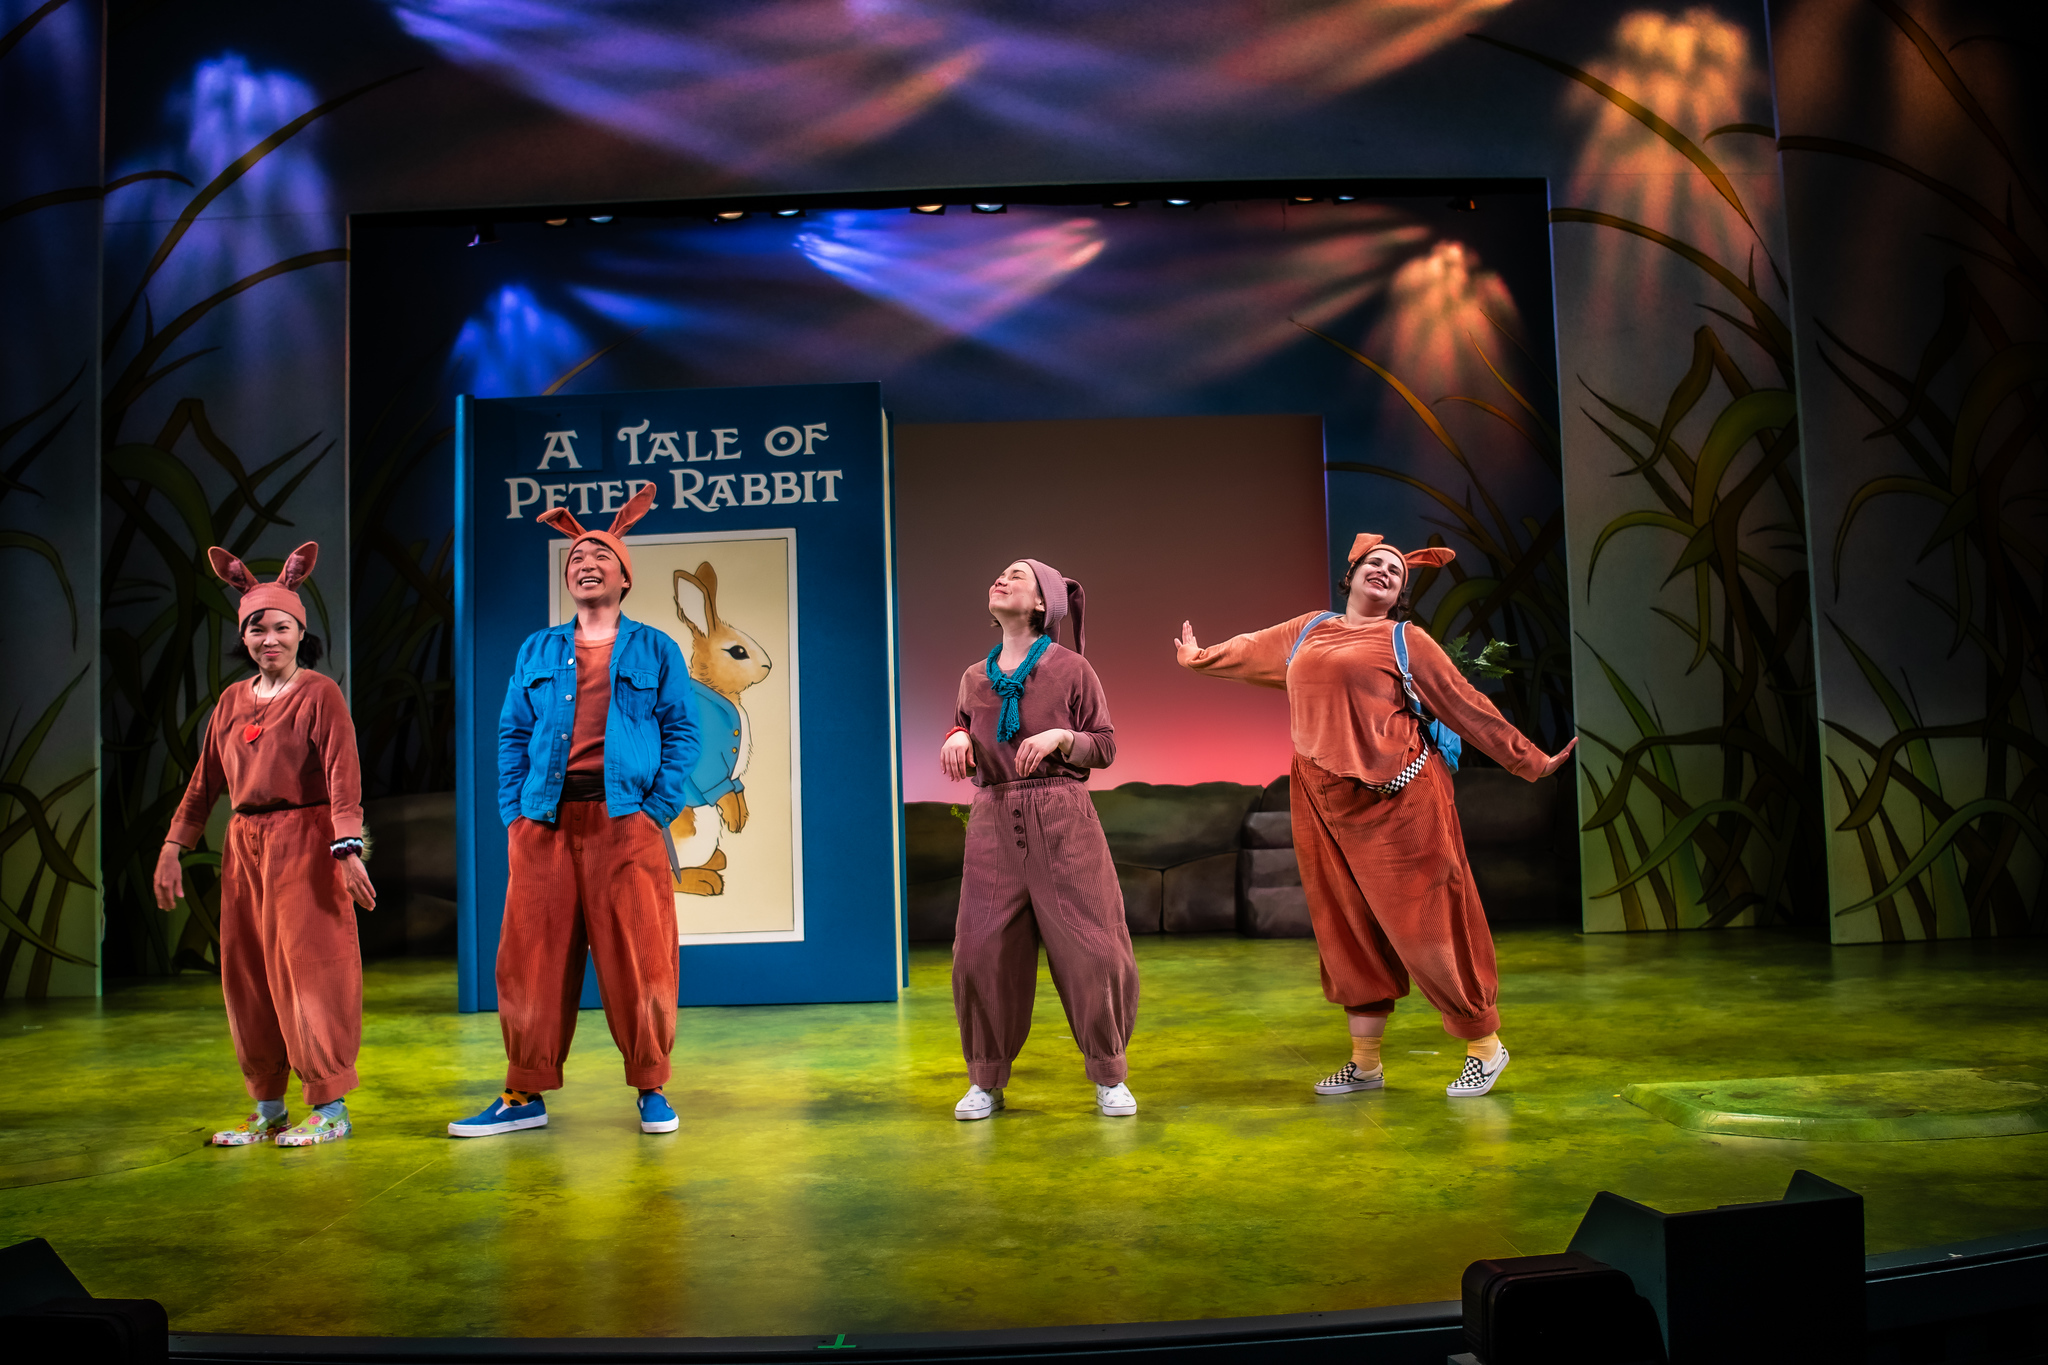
893, 414, 1327, 803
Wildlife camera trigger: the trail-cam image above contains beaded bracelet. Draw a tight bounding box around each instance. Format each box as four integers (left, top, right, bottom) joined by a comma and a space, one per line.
330, 837, 366, 861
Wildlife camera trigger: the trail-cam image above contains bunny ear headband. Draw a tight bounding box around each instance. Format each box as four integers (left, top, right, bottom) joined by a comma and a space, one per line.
208, 541, 318, 625
1346, 532, 1456, 571
537, 481, 657, 584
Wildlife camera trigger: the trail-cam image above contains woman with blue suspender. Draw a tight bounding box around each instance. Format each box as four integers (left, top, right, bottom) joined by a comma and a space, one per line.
1174, 534, 1575, 1097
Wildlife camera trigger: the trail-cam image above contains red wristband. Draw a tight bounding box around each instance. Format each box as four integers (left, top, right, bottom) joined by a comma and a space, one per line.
944, 726, 970, 742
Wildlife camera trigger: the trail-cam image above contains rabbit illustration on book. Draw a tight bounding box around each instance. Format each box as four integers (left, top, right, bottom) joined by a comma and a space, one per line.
668, 561, 773, 897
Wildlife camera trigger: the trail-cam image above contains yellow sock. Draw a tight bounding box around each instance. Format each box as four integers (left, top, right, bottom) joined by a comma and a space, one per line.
503, 1089, 538, 1106
1465, 1034, 1501, 1063
1350, 1035, 1383, 1073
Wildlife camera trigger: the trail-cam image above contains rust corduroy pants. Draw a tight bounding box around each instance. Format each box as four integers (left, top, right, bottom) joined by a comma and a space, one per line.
952, 777, 1139, 1088
1290, 752, 1501, 1039
497, 803, 678, 1091
218, 806, 362, 1106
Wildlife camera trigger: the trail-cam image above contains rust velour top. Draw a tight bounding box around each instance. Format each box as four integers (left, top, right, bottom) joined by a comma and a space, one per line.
567, 636, 614, 773
168, 671, 366, 846
1182, 613, 1548, 785
954, 642, 1117, 787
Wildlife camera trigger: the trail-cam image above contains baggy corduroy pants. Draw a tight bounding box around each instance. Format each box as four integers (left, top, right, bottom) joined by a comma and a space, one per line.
952, 778, 1138, 1088
497, 803, 678, 1091
218, 806, 363, 1105
1290, 752, 1501, 1039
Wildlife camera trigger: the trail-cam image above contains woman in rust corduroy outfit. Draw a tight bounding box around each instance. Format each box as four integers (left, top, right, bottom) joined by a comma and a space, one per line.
941, 558, 1139, 1121
1175, 533, 1575, 1098
156, 542, 376, 1147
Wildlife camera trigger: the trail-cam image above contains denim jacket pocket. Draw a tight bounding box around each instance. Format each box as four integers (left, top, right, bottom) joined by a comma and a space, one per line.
616, 668, 659, 721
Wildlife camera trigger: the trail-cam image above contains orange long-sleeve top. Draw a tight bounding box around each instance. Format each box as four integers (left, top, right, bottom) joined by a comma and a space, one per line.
167, 670, 365, 847
1181, 612, 1548, 785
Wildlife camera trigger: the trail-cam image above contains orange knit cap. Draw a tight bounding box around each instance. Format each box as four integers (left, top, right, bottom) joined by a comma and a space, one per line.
1346, 532, 1456, 571
209, 542, 318, 625
537, 481, 657, 584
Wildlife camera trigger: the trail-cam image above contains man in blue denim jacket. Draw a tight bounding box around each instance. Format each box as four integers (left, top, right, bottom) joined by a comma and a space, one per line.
450, 484, 700, 1139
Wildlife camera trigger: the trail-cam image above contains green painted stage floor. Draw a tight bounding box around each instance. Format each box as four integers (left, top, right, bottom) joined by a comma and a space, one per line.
2, 928, 2044, 1340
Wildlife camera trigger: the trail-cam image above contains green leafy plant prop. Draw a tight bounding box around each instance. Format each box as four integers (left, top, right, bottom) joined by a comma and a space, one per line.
97, 67, 415, 973
1446, 634, 1514, 680
1778, 1, 2044, 940
1472, 31, 1820, 930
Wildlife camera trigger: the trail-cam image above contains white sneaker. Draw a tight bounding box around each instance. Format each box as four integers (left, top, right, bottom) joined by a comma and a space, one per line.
1446, 1045, 1510, 1097
1095, 1082, 1137, 1117
954, 1084, 1003, 1121
1314, 1062, 1385, 1095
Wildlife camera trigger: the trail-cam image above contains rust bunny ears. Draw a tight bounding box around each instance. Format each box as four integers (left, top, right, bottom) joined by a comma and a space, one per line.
1346, 532, 1456, 572
537, 481, 656, 585
208, 542, 318, 625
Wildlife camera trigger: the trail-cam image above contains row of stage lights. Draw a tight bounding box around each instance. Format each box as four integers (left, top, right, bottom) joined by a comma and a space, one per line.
464, 192, 1479, 245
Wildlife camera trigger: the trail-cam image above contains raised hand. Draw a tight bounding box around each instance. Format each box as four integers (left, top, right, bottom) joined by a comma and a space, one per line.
1540, 736, 1579, 778
1172, 620, 1203, 667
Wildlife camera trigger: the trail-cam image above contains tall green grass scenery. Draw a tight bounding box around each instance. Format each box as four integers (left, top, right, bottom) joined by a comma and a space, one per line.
95, 68, 414, 978
0, 0, 163, 996
1781, 3, 2044, 943
1471, 31, 1823, 933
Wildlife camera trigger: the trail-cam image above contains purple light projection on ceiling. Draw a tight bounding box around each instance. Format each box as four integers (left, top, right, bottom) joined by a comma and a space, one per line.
448, 284, 598, 398
535, 202, 1444, 412
379, 0, 1514, 175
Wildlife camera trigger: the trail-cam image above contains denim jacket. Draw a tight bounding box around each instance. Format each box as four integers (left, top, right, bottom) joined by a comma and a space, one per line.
497, 618, 700, 826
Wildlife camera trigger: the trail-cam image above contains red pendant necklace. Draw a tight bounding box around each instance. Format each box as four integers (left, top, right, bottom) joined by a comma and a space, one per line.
243, 665, 300, 743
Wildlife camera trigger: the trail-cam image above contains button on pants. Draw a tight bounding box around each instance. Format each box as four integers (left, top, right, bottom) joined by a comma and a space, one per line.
952, 778, 1139, 1089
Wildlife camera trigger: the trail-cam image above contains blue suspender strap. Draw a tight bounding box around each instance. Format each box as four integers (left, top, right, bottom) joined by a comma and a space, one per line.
1287, 611, 1339, 667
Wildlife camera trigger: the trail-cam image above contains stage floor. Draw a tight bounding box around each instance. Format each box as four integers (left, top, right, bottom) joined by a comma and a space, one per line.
3, 928, 2045, 1340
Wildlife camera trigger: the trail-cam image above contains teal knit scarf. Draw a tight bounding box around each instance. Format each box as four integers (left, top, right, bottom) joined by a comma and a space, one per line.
985, 635, 1053, 743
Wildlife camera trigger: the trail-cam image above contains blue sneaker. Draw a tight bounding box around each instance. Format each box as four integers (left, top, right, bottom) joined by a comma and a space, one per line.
448, 1091, 548, 1137
637, 1090, 678, 1134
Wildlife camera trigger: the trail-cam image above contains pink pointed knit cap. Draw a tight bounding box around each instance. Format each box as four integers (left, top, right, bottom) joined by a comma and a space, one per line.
208, 541, 317, 624
1022, 558, 1086, 656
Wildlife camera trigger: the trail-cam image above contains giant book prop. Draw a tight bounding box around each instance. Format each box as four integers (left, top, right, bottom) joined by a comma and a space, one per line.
455, 383, 902, 1009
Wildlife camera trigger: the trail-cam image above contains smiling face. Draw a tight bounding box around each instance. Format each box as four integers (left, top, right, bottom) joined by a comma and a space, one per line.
243, 609, 304, 673
567, 538, 627, 608
988, 560, 1046, 628
1345, 547, 1407, 619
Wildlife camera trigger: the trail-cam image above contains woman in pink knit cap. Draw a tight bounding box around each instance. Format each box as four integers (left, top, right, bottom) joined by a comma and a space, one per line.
154, 542, 376, 1147
941, 558, 1139, 1121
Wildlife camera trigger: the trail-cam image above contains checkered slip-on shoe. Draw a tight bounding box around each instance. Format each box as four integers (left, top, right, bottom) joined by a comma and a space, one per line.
275, 1111, 353, 1146
210, 1110, 291, 1146
1445, 1046, 1510, 1097
1313, 1062, 1386, 1095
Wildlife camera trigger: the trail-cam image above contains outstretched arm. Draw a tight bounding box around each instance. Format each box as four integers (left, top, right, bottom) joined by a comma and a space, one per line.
1171, 616, 1310, 690
1406, 628, 1575, 780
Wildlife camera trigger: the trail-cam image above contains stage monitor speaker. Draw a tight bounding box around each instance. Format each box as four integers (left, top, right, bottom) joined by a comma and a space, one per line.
1459, 1250, 1665, 1364
1566, 1169, 1864, 1364
0, 1237, 169, 1364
